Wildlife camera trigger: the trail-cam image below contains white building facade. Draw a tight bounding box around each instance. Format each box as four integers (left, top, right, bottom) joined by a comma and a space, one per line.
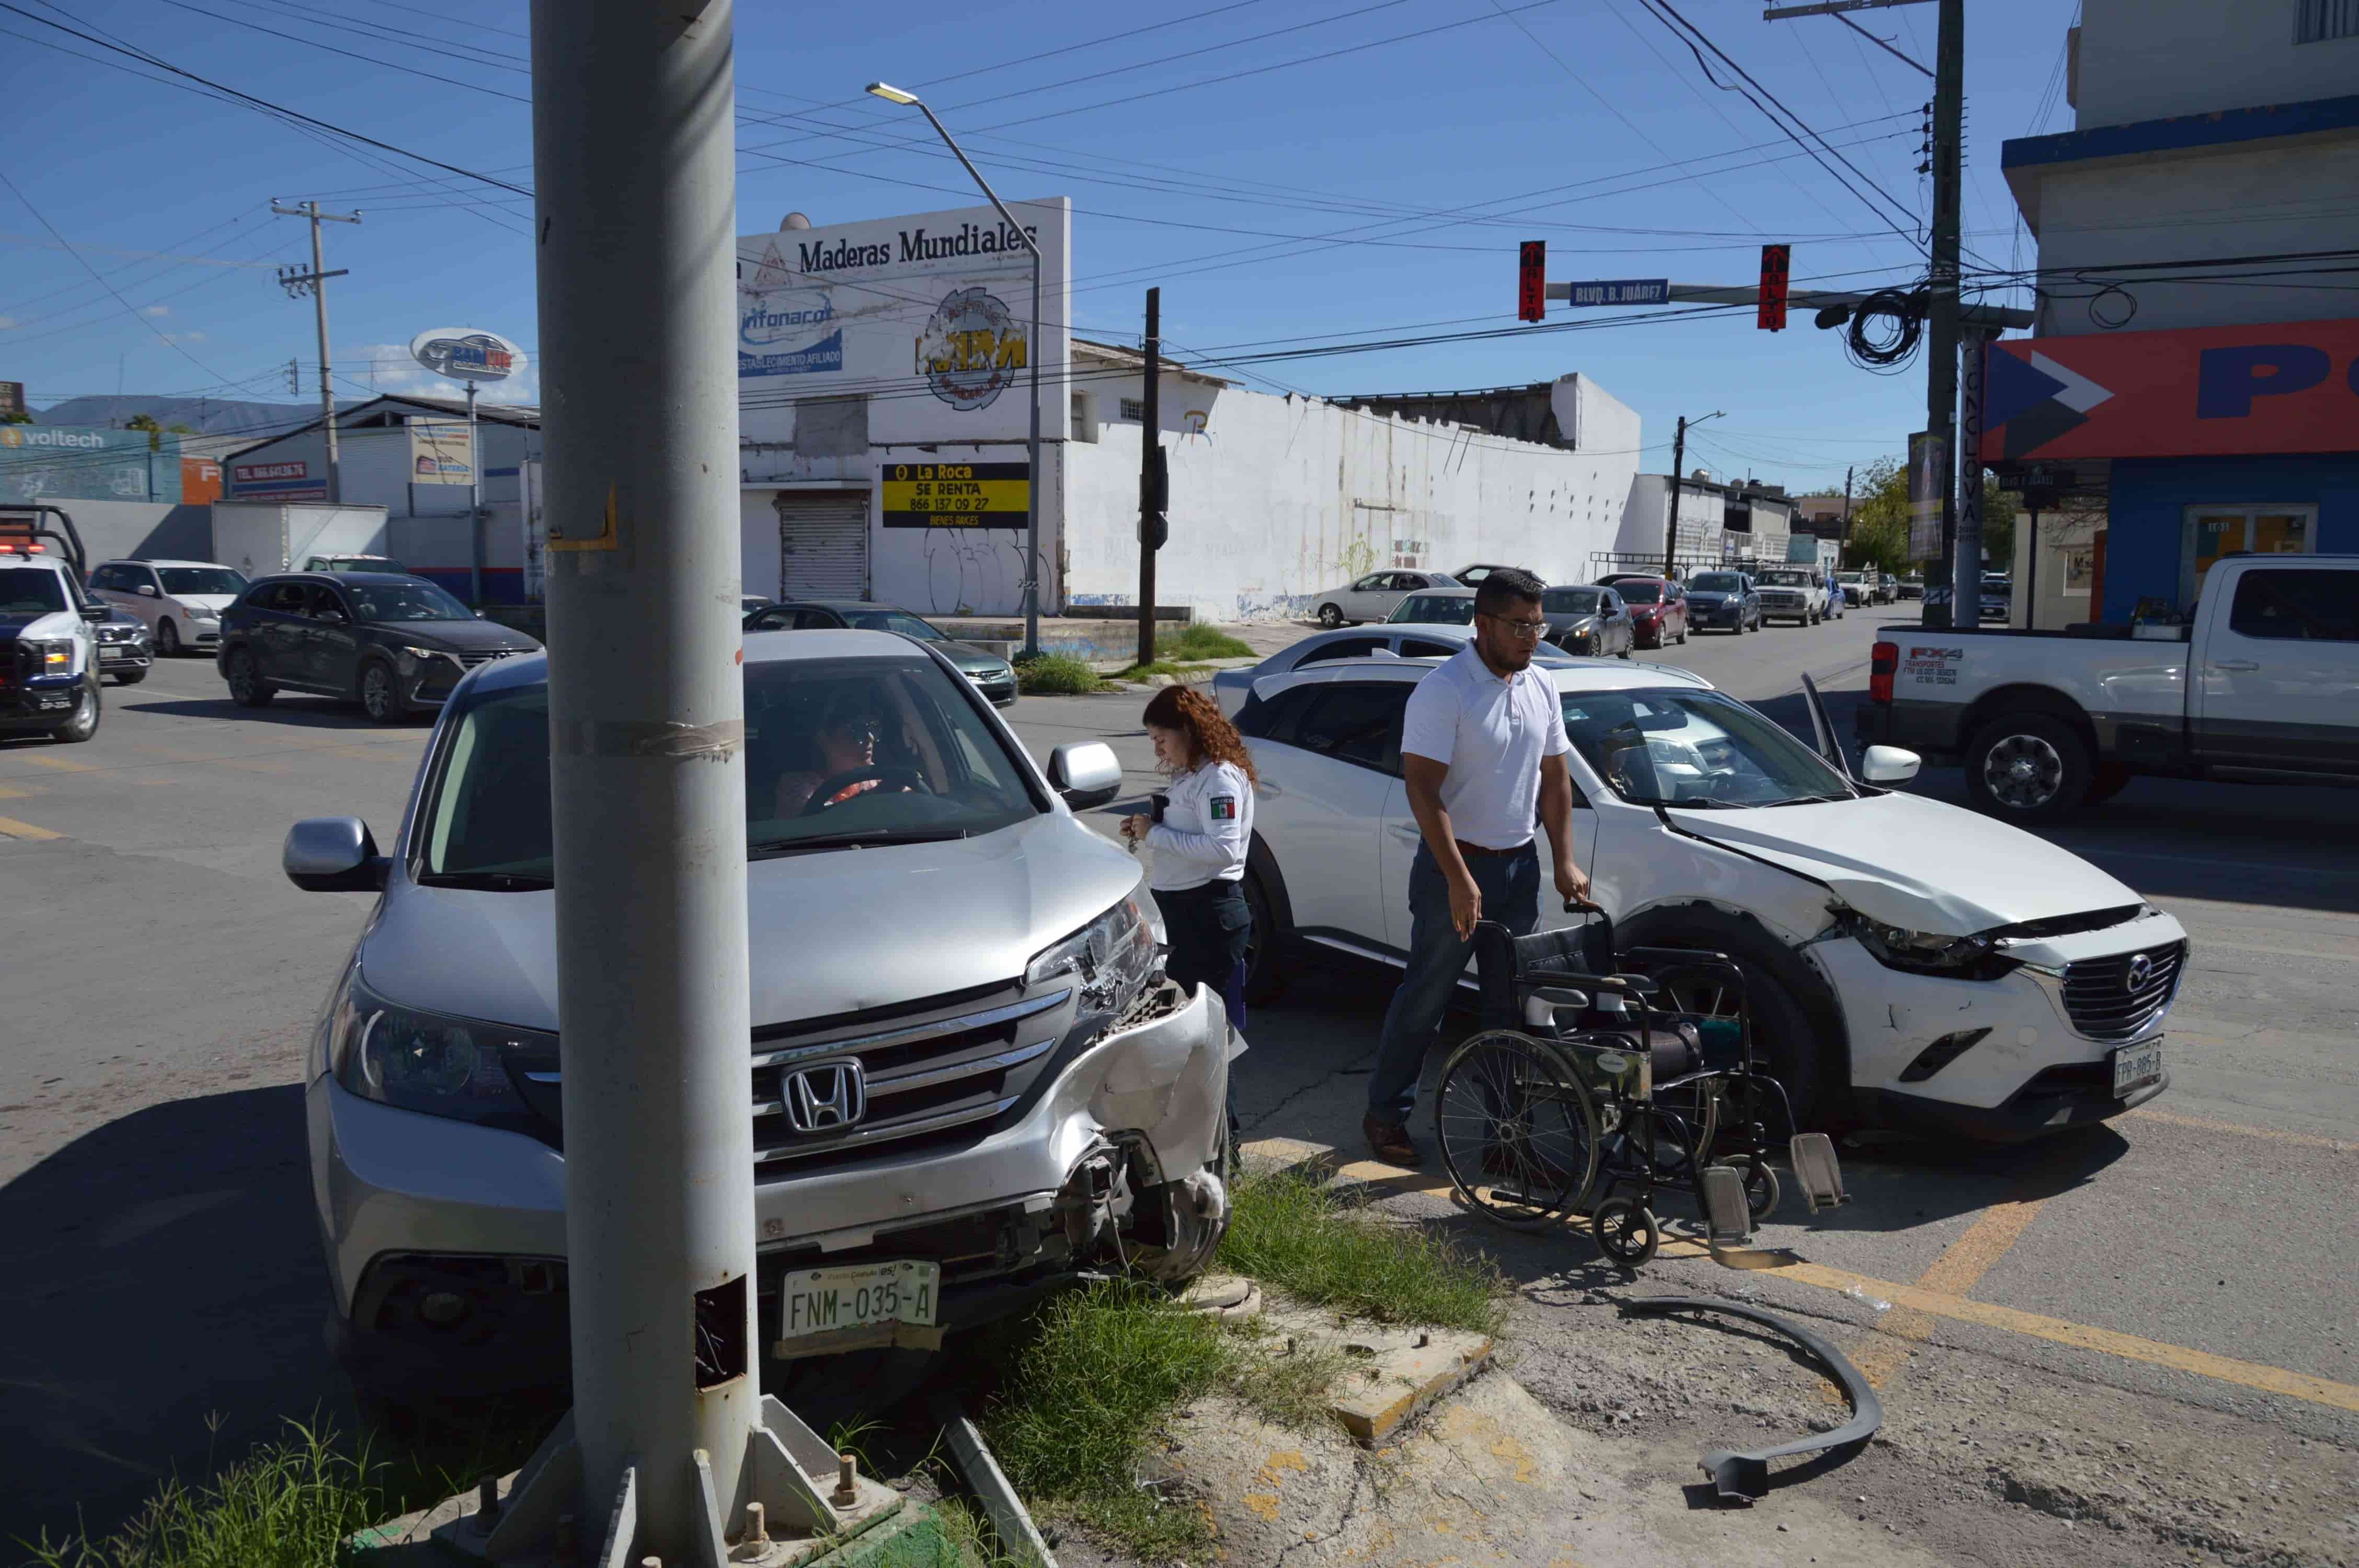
735, 199, 1646, 622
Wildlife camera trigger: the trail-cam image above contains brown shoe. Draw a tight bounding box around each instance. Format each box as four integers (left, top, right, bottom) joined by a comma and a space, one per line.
1364, 1113, 1422, 1169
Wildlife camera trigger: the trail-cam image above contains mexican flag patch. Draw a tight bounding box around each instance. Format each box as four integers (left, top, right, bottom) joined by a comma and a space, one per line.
1210, 795, 1239, 821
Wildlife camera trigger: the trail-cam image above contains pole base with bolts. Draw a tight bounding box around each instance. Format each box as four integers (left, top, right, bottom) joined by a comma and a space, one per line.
425, 1398, 902, 1567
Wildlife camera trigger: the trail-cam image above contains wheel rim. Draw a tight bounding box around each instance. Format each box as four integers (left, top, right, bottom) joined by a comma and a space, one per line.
365, 667, 393, 717
157, 620, 178, 654
1436, 1033, 1598, 1229
1983, 732, 2063, 809
228, 654, 253, 699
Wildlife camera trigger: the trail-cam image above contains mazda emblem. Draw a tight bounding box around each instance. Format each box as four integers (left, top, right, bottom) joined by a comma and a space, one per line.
785, 1059, 865, 1133
2124, 953, 2152, 992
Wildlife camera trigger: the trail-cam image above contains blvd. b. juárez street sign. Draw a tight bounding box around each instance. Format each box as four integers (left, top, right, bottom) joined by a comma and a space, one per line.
1562, 279, 1669, 307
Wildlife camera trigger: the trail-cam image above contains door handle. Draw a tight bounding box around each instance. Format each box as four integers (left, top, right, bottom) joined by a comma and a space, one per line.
1388, 823, 1423, 842
2210, 659, 2259, 672
1258, 782, 1284, 798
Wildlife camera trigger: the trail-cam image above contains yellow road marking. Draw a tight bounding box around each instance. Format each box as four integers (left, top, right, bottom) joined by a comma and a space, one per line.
1255, 1140, 2359, 1415
0, 815, 62, 840
2127, 1107, 2357, 1154
17, 753, 95, 773
0, 782, 42, 800
1847, 1191, 2052, 1392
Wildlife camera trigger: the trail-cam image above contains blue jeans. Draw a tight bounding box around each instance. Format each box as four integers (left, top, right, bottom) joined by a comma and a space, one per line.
1367, 842, 1541, 1125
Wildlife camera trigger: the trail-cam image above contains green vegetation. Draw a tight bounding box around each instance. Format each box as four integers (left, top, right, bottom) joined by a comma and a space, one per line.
1012, 652, 1105, 695
22, 1421, 383, 1568
1107, 660, 1213, 684
1219, 1166, 1506, 1334
1843, 455, 2020, 574
1158, 624, 1254, 660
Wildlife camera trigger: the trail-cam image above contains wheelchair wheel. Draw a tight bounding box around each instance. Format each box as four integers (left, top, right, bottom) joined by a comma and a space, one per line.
1729, 1152, 1781, 1220
1591, 1196, 1661, 1267
1435, 1031, 1601, 1231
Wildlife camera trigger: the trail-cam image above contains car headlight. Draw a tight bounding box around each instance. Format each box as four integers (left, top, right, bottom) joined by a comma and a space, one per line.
331, 975, 552, 1131
1027, 889, 1161, 1017
30, 638, 74, 672
1838, 910, 2012, 978
395, 645, 448, 668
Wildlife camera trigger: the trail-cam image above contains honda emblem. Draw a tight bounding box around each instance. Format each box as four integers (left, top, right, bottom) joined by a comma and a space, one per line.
784, 1059, 866, 1133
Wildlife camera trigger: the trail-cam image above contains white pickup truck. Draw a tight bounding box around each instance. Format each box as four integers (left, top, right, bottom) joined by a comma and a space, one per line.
1857, 554, 2359, 821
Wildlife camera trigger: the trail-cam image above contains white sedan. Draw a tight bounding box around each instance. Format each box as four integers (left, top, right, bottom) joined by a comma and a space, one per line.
1309, 570, 1458, 628
1211, 624, 1575, 716
1232, 655, 2185, 1142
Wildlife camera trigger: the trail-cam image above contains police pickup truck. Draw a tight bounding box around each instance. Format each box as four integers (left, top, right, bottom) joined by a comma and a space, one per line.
1858, 555, 2359, 821
1, 508, 109, 743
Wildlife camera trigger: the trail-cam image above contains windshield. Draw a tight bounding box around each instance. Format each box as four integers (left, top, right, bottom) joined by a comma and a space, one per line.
844, 608, 945, 641
0, 569, 67, 616
1690, 573, 1743, 594
1560, 687, 1853, 808
159, 567, 249, 597
1542, 588, 1600, 615
1759, 570, 1809, 586
1390, 594, 1475, 625
1616, 582, 1661, 604
419, 656, 1040, 881
348, 581, 474, 622
1839, 572, 1866, 583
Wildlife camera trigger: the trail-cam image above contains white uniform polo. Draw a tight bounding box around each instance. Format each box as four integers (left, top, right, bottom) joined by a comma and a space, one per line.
1398, 645, 1571, 851
1146, 758, 1254, 892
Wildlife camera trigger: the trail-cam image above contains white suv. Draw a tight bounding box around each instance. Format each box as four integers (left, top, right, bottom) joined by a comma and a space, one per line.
89, 558, 250, 656
1231, 655, 2184, 1141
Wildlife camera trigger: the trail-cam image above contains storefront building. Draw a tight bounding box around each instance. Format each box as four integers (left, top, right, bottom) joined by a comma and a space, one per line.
1991, 2, 2359, 621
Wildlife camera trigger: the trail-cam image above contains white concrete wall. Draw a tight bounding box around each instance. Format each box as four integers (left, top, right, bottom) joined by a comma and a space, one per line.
1063, 378, 1641, 622
2029, 134, 2359, 336
2077, 0, 2359, 126
1618, 475, 1726, 567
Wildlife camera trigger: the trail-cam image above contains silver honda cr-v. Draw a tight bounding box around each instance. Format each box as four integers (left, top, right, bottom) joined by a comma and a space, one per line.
286, 628, 1231, 1408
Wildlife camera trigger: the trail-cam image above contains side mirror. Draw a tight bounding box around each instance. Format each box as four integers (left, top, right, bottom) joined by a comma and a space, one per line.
284, 816, 390, 893
1046, 741, 1123, 811
1860, 745, 1921, 786
79, 602, 110, 622
137, 584, 158, 596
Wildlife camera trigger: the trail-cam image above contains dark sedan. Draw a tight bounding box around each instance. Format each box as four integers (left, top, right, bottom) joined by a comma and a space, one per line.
217, 572, 542, 723
1538, 584, 1634, 658
746, 598, 1016, 706
1599, 575, 1688, 648
1682, 569, 1762, 634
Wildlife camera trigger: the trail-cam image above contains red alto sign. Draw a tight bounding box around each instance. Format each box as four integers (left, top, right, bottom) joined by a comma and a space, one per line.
1981, 317, 2359, 462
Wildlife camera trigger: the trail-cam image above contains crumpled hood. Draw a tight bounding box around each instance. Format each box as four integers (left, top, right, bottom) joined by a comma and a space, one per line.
361, 810, 1141, 1032
1664, 789, 2139, 935
377, 617, 541, 654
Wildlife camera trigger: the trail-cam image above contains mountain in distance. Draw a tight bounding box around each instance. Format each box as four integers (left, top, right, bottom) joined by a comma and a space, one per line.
32, 394, 352, 440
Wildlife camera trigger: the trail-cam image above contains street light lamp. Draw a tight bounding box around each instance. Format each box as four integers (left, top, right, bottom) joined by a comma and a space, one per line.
866, 82, 1046, 659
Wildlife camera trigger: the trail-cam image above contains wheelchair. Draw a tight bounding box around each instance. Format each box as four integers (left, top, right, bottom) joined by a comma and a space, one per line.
1433, 901, 1840, 1267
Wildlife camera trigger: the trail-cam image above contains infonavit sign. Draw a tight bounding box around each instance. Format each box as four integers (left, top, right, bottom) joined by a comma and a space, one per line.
408, 327, 524, 384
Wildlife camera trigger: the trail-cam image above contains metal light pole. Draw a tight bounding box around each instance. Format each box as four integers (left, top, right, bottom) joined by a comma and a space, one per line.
867, 82, 1045, 659
465, 378, 482, 606
481, 3, 895, 1560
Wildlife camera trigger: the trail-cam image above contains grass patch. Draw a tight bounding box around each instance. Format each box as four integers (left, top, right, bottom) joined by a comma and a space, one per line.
1158, 624, 1254, 660
1219, 1167, 1506, 1335
22, 1420, 384, 1568
1012, 652, 1105, 695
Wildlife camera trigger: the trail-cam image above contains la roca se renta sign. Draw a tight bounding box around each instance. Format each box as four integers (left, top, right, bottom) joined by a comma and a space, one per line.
1981, 317, 2359, 462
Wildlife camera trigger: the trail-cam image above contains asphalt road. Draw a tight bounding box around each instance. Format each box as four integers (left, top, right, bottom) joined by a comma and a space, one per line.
2, 616, 2353, 1562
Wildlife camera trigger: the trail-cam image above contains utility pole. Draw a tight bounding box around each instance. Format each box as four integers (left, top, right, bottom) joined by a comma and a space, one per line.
1953, 325, 1988, 625
1840, 463, 1854, 557
1660, 410, 1723, 580
271, 200, 360, 503
1761, 0, 1963, 628
1136, 287, 1163, 668
480, 3, 886, 1561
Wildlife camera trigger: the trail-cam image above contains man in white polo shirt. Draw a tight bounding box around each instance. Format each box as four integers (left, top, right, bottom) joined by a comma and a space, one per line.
1364, 567, 1591, 1168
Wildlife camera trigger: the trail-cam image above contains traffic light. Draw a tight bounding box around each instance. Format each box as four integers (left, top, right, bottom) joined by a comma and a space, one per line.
1518, 241, 1546, 324
1757, 244, 1791, 331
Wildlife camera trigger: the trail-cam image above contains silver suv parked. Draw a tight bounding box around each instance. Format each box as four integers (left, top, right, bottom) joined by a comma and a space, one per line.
289, 628, 1231, 1409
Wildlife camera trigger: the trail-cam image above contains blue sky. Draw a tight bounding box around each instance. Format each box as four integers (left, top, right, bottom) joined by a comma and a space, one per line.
1, 0, 2075, 493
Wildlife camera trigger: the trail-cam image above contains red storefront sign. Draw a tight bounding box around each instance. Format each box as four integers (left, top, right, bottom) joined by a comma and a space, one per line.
1981, 317, 2359, 462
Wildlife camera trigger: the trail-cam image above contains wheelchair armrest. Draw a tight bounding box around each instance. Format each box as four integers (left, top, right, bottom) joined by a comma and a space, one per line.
1523, 966, 1631, 991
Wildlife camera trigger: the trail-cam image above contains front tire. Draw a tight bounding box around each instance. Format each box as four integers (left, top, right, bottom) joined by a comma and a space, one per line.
225, 647, 276, 707
1316, 603, 1344, 629
1591, 1197, 1660, 1267
49, 676, 100, 743
1240, 867, 1290, 1005
154, 618, 181, 658
359, 661, 407, 725
1964, 712, 2092, 822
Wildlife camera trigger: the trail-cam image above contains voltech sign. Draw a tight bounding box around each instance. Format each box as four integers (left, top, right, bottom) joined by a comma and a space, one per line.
408, 327, 523, 384
1983, 318, 2359, 461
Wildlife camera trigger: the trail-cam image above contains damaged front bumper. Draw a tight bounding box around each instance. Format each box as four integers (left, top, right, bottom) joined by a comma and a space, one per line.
311, 979, 1232, 1398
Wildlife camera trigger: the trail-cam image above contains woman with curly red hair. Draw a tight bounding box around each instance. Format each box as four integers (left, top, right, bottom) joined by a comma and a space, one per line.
1120, 684, 1258, 1035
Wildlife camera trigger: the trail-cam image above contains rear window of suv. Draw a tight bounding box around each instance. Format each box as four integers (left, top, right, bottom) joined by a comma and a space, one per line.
417, 656, 1044, 884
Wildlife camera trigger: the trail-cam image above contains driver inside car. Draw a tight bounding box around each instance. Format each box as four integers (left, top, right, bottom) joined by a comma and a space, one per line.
773, 692, 913, 817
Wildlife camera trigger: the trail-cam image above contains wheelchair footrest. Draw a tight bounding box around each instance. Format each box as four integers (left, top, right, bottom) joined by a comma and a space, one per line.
1790, 1133, 1849, 1213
